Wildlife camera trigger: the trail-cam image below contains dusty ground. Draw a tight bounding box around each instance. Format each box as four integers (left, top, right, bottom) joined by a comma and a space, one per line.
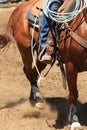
0, 2, 87, 130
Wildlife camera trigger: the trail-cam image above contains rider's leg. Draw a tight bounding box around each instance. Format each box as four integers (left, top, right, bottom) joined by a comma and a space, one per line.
39, 15, 50, 50
38, 15, 52, 64
38, 0, 64, 64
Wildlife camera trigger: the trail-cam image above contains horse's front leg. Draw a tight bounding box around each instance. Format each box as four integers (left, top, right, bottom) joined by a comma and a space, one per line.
18, 44, 46, 108
27, 60, 47, 108
66, 62, 82, 130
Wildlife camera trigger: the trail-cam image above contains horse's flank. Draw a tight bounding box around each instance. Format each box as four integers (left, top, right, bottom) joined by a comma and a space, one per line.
0, 0, 42, 49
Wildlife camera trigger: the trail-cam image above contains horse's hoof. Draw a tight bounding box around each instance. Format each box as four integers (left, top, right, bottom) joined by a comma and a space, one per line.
35, 102, 45, 109
71, 122, 83, 130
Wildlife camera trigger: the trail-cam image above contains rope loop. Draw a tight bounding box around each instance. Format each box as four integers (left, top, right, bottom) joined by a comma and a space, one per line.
45, 0, 87, 23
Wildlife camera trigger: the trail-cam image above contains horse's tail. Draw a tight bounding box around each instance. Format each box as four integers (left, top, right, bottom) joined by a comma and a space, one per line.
0, 13, 14, 49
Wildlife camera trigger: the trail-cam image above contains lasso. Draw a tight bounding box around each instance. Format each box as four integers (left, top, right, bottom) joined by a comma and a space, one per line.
45, 0, 87, 23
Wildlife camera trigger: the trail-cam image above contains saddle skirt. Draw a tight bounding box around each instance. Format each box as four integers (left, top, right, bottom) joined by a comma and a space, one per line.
27, 0, 43, 28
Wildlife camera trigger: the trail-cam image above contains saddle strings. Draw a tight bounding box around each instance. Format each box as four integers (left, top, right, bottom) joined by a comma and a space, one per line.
46, 0, 87, 23
31, 0, 44, 82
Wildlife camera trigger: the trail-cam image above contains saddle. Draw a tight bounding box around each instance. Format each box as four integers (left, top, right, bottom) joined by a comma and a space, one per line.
27, 0, 76, 29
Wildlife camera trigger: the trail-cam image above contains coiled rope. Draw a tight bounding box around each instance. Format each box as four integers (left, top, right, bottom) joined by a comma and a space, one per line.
45, 0, 87, 23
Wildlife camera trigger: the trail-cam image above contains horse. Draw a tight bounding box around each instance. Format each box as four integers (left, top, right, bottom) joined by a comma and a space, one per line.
0, 0, 87, 129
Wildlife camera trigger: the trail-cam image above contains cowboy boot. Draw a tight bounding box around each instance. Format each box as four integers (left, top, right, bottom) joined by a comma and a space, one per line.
38, 38, 54, 64
38, 47, 52, 64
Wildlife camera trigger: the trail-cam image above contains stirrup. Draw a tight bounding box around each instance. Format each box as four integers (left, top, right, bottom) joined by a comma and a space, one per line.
38, 48, 52, 64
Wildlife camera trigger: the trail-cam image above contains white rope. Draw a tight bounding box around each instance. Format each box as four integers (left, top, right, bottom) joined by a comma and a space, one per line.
31, 1, 44, 82
45, 0, 87, 23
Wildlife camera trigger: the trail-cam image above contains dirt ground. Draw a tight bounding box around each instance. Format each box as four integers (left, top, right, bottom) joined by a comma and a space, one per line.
0, 2, 87, 130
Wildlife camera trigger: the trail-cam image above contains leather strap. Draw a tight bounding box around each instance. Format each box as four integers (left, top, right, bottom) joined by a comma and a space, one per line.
65, 23, 87, 49
68, 30, 87, 48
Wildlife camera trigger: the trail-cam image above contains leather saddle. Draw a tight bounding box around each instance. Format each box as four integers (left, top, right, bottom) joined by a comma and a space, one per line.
26, 0, 76, 29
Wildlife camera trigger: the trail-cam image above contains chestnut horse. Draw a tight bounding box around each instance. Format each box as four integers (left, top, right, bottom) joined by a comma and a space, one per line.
0, 0, 87, 129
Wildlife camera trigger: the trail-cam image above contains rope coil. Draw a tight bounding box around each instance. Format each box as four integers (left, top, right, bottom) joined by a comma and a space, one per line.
45, 0, 87, 23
